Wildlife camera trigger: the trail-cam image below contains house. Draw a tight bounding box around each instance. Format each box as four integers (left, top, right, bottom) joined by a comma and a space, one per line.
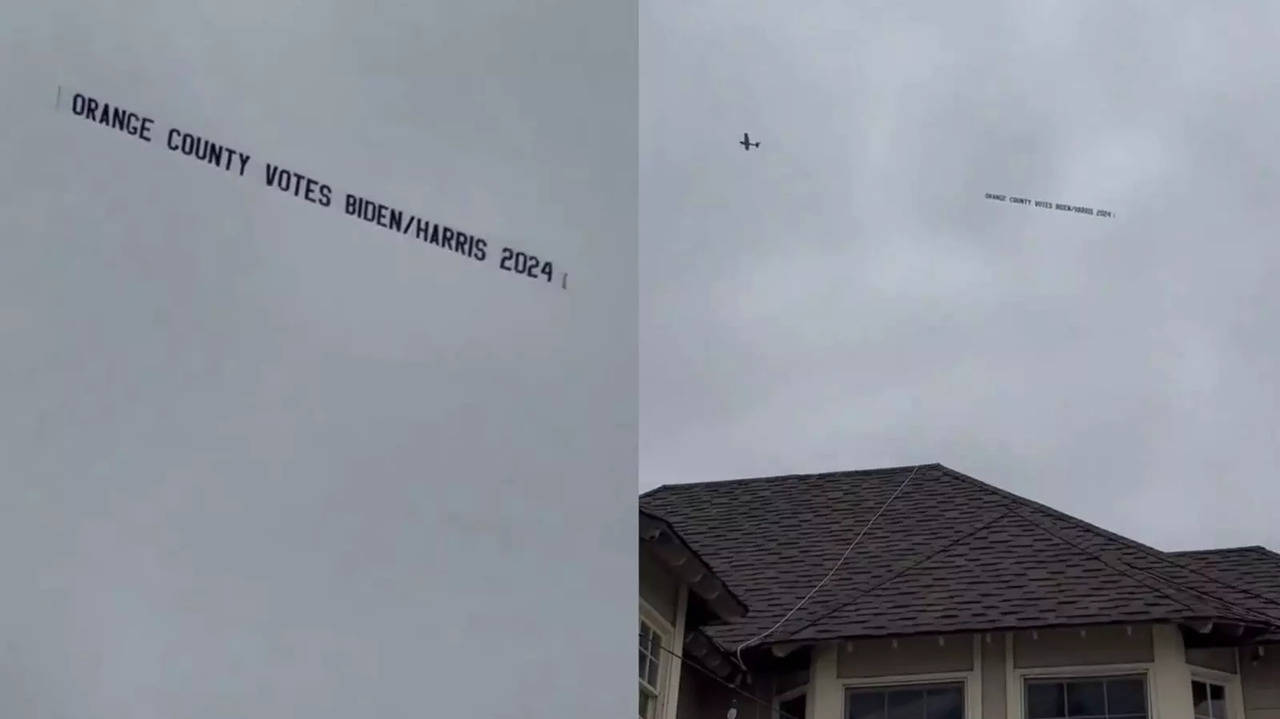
639, 463, 1280, 719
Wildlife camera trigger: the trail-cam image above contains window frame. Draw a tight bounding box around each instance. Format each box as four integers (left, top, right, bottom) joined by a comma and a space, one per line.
1012, 663, 1155, 719
639, 600, 674, 719
842, 678, 971, 719
1189, 665, 1245, 719
1021, 673, 1152, 719
841, 636, 983, 719
1191, 678, 1228, 719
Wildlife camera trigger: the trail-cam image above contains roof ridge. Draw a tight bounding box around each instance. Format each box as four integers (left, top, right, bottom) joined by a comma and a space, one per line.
1168, 546, 1280, 616
1009, 507, 1217, 618
777, 500, 1021, 642
937, 465, 1280, 623
1172, 545, 1272, 556
934, 465, 1175, 557
1248, 546, 1280, 562
1121, 559, 1280, 625
641, 463, 943, 499
771, 504, 1222, 646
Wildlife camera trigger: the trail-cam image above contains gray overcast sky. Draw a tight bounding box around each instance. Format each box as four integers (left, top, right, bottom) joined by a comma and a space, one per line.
639, 1, 1280, 552
2, 1, 634, 716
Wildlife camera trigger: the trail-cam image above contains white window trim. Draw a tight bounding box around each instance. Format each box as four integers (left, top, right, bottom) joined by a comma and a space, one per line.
1011, 664, 1157, 719
975, 634, 986, 719
841, 670, 979, 719
1006, 633, 1017, 719
640, 597, 683, 719
1189, 668, 1244, 719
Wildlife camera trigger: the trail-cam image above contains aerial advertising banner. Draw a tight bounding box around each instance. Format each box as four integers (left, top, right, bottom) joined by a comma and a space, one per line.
0, 2, 636, 717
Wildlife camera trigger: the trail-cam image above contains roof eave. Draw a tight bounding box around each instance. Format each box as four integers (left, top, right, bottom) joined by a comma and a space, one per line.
640, 510, 749, 622
715, 616, 1280, 651
682, 628, 743, 680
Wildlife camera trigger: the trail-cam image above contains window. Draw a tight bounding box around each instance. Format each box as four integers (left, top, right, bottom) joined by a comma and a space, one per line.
1025, 676, 1148, 719
640, 618, 665, 719
1192, 680, 1227, 719
846, 683, 965, 719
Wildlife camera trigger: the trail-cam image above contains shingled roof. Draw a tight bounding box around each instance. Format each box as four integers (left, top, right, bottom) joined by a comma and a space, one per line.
1172, 546, 1280, 643
1173, 547, 1280, 599
639, 463, 1280, 651
641, 508, 748, 621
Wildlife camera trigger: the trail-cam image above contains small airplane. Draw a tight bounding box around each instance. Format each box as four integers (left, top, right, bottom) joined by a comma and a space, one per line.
739, 132, 760, 150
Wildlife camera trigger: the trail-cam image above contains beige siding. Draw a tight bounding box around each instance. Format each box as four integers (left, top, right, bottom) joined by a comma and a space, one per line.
1187, 647, 1238, 674
640, 546, 680, 623
1012, 625, 1153, 668
1241, 648, 1280, 719
838, 635, 973, 678
982, 634, 1007, 719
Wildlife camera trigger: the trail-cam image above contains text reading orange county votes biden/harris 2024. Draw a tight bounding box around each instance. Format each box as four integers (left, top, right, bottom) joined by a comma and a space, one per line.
59, 88, 568, 290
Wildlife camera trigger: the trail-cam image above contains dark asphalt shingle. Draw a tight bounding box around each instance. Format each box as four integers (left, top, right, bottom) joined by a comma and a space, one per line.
640, 463, 1280, 649
1173, 546, 1280, 599
1172, 546, 1280, 641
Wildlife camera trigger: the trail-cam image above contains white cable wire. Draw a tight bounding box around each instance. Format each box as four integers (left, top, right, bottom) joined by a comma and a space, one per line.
733, 464, 921, 665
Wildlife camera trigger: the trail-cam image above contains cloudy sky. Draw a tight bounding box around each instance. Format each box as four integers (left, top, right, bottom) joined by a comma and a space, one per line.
2, 2, 634, 716
640, 1, 1280, 552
